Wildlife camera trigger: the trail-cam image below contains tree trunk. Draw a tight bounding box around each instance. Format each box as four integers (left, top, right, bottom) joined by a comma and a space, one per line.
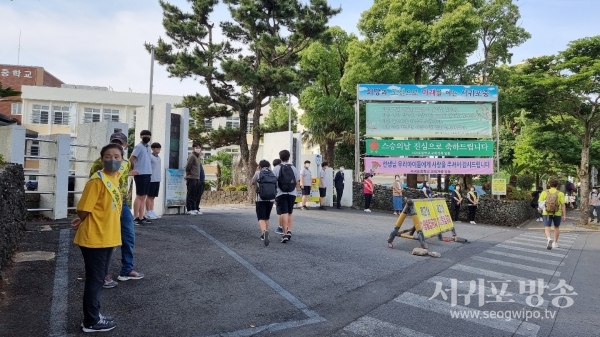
578, 127, 592, 226
407, 174, 418, 188
325, 139, 335, 168
436, 174, 442, 191
536, 173, 540, 189
216, 163, 222, 191
444, 174, 450, 192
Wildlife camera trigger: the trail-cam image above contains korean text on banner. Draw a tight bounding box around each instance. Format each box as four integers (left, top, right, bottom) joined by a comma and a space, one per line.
366, 139, 494, 157
492, 179, 507, 196
364, 157, 494, 175
366, 103, 492, 138
295, 178, 321, 203
357, 84, 499, 102
165, 169, 186, 207
430, 199, 454, 233
412, 199, 441, 239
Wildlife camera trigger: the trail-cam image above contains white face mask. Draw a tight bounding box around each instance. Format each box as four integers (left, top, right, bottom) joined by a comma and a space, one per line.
305, 164, 309, 168
194, 149, 201, 154
340, 167, 344, 171
395, 177, 400, 181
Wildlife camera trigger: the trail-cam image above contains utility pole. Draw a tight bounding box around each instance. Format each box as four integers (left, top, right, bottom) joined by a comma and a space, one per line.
148, 45, 155, 131
288, 93, 292, 131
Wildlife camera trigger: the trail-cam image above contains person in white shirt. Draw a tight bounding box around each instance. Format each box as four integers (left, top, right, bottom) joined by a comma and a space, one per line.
318, 162, 328, 210
299, 160, 312, 210
145, 143, 162, 220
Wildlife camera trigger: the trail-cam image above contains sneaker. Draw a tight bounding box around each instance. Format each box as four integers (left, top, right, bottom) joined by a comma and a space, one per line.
319, 206, 326, 210
263, 231, 269, 246
117, 270, 145, 281
547, 238, 554, 250
364, 209, 371, 213
286, 231, 292, 241
276, 227, 284, 235
103, 276, 118, 289
469, 221, 475, 224
552, 242, 559, 248
186, 210, 198, 215
99, 314, 115, 322
281, 235, 289, 243
196, 210, 203, 215
301, 206, 308, 210
81, 319, 116, 333
133, 218, 142, 225
140, 217, 152, 224
145, 211, 158, 220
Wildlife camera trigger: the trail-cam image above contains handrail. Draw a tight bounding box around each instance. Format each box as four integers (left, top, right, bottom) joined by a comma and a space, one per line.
70, 144, 98, 149
27, 208, 53, 212
25, 138, 56, 143
69, 159, 96, 163
24, 155, 57, 160
25, 191, 55, 195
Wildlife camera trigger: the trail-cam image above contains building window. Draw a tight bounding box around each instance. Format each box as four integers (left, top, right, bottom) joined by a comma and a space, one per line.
226, 116, 240, 128
189, 118, 197, 127
30, 140, 39, 156
203, 153, 212, 160
204, 118, 212, 131
103, 108, 120, 122
31, 105, 50, 124
84, 107, 101, 123
247, 120, 253, 134
11, 103, 22, 115
53, 106, 70, 125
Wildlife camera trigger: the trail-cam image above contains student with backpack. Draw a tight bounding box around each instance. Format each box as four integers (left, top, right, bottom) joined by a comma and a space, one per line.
252, 160, 276, 246
538, 179, 566, 250
272, 150, 300, 243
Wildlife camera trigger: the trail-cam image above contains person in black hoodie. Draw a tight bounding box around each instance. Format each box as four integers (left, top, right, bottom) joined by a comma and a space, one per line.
334, 166, 345, 209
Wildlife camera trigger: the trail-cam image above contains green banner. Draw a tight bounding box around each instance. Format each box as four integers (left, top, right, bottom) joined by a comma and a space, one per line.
366, 139, 494, 157
366, 103, 492, 138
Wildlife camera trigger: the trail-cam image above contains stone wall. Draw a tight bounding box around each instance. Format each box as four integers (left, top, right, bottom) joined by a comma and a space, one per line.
0, 164, 26, 277
200, 191, 251, 206
352, 182, 537, 227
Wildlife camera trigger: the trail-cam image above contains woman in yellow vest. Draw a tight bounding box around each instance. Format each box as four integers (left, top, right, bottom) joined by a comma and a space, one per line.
466, 185, 479, 224
71, 143, 123, 332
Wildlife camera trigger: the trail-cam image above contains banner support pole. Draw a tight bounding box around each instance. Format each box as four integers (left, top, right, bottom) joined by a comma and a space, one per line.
495, 100, 500, 200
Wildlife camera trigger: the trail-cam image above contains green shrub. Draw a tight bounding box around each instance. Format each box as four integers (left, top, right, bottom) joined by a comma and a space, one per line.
505, 189, 531, 201
517, 174, 535, 191
235, 184, 248, 191
223, 185, 237, 191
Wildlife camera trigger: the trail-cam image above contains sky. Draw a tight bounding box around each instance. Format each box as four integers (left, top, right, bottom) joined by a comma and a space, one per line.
0, 0, 598, 98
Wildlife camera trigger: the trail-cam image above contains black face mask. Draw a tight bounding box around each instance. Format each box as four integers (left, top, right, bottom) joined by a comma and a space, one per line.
142, 137, 151, 144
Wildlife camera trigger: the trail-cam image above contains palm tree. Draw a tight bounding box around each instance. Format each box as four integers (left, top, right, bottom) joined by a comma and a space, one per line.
505, 163, 526, 187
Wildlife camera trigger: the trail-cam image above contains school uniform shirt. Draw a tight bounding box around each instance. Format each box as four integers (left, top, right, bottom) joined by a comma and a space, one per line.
538, 188, 566, 216
150, 153, 161, 182
589, 192, 600, 206
74, 174, 122, 248
131, 142, 152, 175
300, 167, 312, 187
319, 169, 326, 188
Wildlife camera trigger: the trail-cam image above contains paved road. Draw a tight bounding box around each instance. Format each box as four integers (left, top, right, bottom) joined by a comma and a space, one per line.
1, 206, 598, 337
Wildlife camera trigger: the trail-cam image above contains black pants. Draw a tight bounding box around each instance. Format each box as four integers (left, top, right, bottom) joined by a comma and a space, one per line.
364, 193, 373, 210
197, 181, 205, 209
186, 179, 201, 212
468, 206, 477, 221
336, 187, 344, 208
452, 205, 460, 222
80, 246, 113, 327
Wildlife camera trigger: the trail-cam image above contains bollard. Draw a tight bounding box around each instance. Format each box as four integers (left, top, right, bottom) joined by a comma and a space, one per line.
388, 200, 416, 248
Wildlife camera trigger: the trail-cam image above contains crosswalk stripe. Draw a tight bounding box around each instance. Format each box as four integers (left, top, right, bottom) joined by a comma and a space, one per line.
483, 250, 564, 266
470, 256, 560, 276
502, 240, 572, 254
395, 292, 540, 336
495, 244, 567, 258
450, 264, 558, 289
427, 276, 549, 309
519, 234, 576, 243
343, 316, 434, 337
510, 236, 573, 247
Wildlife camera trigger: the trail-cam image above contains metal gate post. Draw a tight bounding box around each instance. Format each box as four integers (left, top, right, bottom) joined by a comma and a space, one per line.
0, 125, 26, 165
38, 134, 71, 219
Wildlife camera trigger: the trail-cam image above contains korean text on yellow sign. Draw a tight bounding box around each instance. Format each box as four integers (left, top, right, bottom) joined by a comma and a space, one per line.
412, 200, 441, 239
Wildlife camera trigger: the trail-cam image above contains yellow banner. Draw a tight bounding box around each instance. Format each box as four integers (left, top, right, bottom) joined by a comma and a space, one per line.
492, 179, 506, 196
412, 199, 441, 239
431, 199, 454, 233
295, 178, 321, 203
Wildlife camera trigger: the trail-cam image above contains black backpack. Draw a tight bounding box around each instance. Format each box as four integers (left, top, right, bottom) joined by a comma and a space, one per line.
257, 168, 277, 200
277, 164, 297, 192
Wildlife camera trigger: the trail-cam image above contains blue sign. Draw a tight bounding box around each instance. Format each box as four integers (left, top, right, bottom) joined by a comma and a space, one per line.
357, 84, 499, 102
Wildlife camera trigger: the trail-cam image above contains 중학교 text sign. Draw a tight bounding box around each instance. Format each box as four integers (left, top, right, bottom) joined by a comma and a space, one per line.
364, 157, 494, 175
366, 103, 492, 138
358, 84, 499, 102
